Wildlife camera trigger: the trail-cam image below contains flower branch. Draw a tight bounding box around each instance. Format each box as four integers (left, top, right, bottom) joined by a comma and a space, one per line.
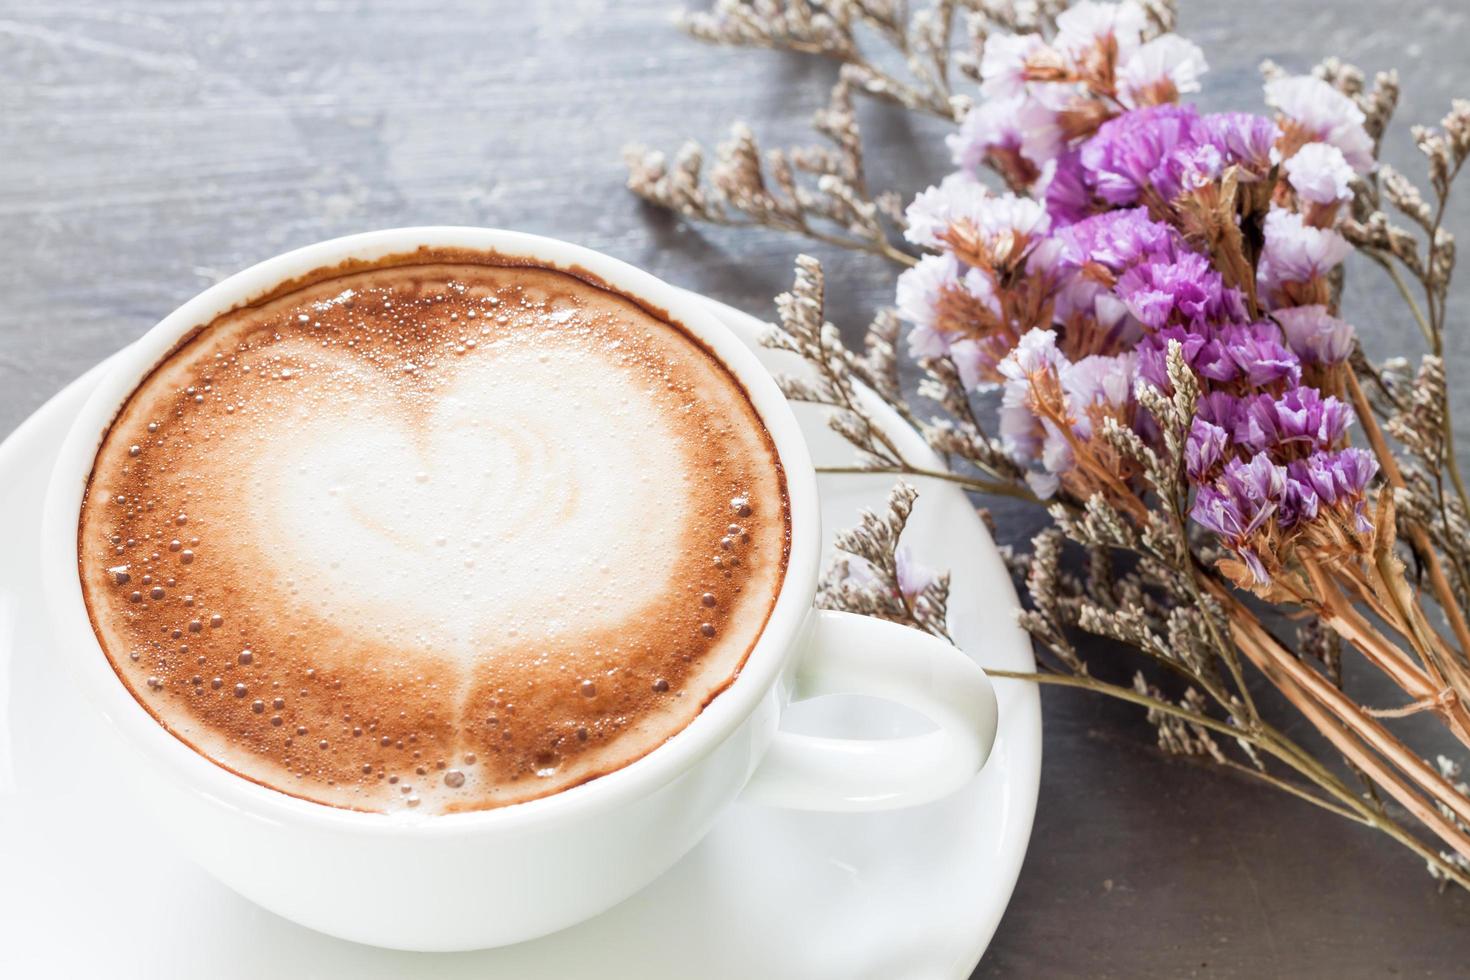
677, 0, 979, 121
625, 78, 916, 265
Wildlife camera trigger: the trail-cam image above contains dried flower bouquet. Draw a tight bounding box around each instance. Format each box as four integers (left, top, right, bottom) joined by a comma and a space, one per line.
627, 0, 1470, 889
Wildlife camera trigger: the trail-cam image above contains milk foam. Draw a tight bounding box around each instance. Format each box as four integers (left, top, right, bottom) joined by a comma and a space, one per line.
79, 257, 789, 814
248, 341, 691, 660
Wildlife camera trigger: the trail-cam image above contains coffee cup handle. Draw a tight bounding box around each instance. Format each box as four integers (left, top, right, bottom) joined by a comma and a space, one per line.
739, 609, 998, 811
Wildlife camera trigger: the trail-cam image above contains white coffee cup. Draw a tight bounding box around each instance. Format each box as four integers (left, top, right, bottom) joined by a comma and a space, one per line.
39, 228, 998, 952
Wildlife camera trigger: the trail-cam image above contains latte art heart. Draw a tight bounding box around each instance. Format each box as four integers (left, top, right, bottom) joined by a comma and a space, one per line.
80, 257, 789, 814
249, 342, 691, 659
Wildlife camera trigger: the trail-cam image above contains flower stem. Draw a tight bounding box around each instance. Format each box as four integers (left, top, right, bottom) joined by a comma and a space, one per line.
1369, 541, 1470, 739
1220, 590, 1470, 853
987, 669, 1248, 740
991, 668, 1470, 888
815, 464, 1041, 503
1214, 759, 1368, 824
798, 224, 919, 267
1369, 253, 1435, 347
1345, 367, 1470, 662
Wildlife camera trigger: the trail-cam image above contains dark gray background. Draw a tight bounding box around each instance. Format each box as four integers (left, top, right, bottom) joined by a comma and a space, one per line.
4, 1, 1470, 975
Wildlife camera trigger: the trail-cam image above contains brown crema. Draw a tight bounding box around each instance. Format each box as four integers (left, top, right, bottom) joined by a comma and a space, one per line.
79, 249, 790, 814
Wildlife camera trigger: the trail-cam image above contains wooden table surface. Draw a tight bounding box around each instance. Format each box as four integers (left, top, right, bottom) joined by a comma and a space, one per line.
4, 1, 1470, 975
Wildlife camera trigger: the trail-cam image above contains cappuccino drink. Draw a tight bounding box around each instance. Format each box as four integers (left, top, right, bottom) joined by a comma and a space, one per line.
79, 250, 789, 814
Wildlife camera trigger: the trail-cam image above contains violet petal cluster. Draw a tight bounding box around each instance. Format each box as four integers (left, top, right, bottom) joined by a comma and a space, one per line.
896, 6, 1377, 584
1065, 104, 1281, 218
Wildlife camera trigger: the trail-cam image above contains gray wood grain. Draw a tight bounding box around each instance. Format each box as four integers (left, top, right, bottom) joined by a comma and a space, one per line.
4, 1, 1470, 975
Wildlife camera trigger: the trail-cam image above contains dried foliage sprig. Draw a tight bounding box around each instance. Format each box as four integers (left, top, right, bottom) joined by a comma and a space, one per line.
631, 0, 1470, 891
625, 78, 915, 265
817, 481, 954, 641
680, 0, 973, 120
762, 253, 1034, 498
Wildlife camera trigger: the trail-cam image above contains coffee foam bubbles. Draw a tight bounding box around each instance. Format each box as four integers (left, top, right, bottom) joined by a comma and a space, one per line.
79, 259, 789, 814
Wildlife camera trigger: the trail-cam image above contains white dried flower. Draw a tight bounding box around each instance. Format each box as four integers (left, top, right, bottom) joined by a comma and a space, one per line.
997, 328, 1068, 477
948, 94, 1064, 183
894, 253, 997, 391
1259, 207, 1351, 288
1118, 34, 1209, 107
1054, 0, 1148, 61
903, 173, 993, 248
1272, 305, 1356, 365
1265, 74, 1376, 172
979, 32, 1049, 100
1284, 141, 1356, 205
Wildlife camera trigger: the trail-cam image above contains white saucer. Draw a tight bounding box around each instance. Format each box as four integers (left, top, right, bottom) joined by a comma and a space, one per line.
0, 294, 1039, 979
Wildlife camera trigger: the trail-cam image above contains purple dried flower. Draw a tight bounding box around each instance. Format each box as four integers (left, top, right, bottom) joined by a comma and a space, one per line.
1137, 326, 1209, 389
1138, 322, 1299, 391
1228, 455, 1287, 511
1331, 447, 1379, 502
1198, 112, 1280, 177
1079, 104, 1204, 205
1196, 391, 1245, 430
1073, 106, 1283, 212
1186, 417, 1230, 482
1191, 453, 1287, 583
1279, 473, 1321, 528
1115, 252, 1246, 330
1223, 453, 1285, 518
1056, 207, 1182, 273
1045, 150, 1095, 226
1160, 141, 1225, 195
1273, 304, 1355, 365
1287, 448, 1378, 532
1217, 322, 1303, 388
1283, 387, 1354, 447
1287, 452, 1339, 503
1191, 485, 1247, 540
1170, 325, 1241, 384
1237, 387, 1352, 455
